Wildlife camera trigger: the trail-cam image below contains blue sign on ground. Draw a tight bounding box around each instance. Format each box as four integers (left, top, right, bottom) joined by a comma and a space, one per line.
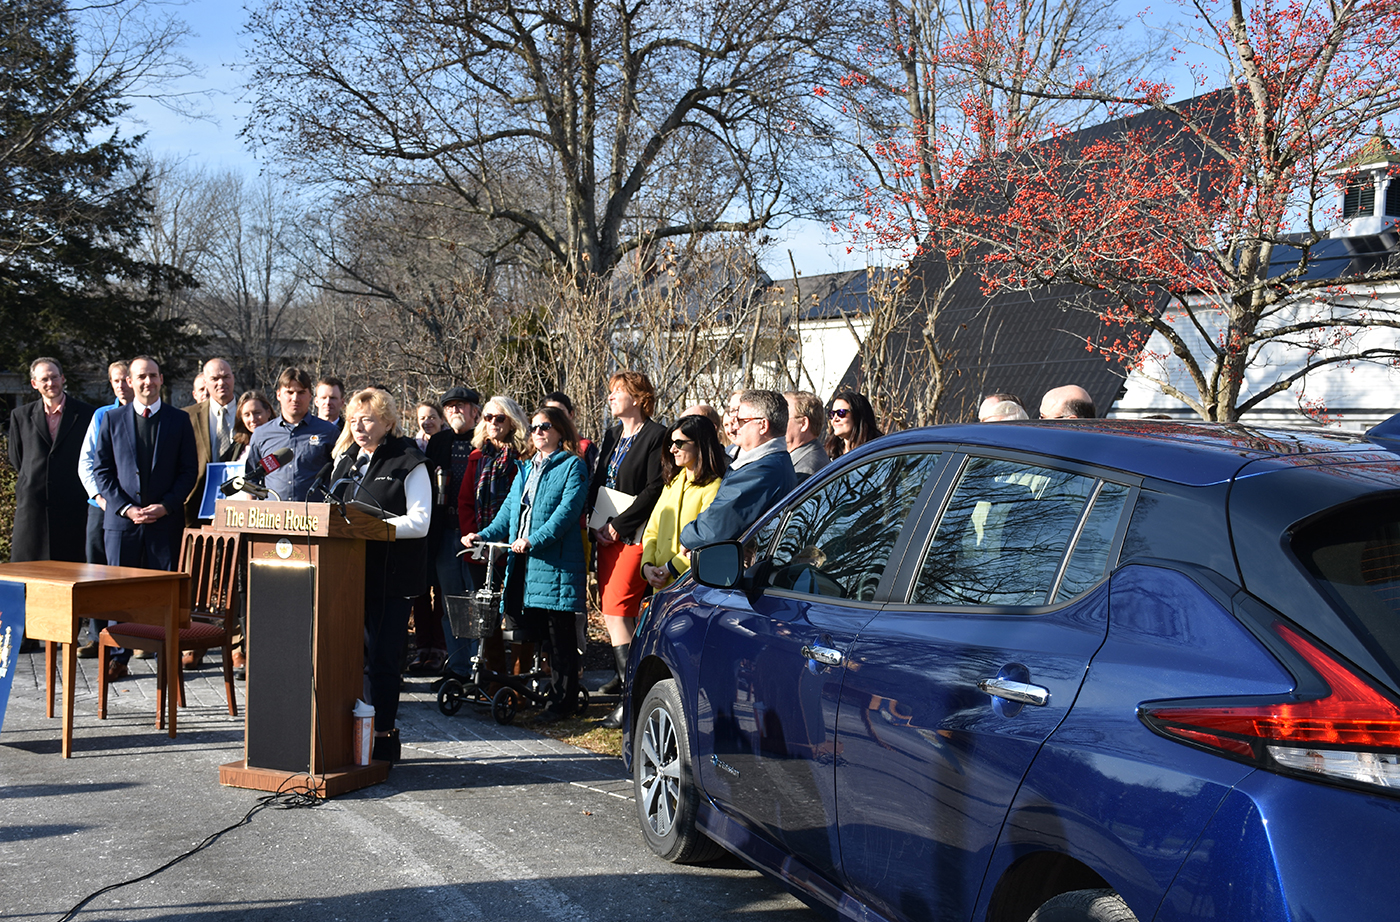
0, 580, 26, 732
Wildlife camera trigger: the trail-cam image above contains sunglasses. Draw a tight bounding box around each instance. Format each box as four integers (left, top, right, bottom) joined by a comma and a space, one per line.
670, 438, 693, 449
530, 422, 554, 433
828, 407, 851, 419
482, 413, 511, 424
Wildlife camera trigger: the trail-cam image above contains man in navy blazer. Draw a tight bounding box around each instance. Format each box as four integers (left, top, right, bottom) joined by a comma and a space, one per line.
93, 355, 198, 571
680, 389, 797, 549
92, 356, 198, 678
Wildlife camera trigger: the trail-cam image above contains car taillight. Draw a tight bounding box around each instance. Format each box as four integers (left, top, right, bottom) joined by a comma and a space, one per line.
1141, 622, 1400, 790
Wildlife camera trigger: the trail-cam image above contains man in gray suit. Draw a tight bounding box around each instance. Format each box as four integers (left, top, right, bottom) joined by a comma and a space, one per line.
183, 357, 239, 525
784, 391, 830, 483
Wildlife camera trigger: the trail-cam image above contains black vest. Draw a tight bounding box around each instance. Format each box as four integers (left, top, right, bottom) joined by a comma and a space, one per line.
330, 435, 430, 598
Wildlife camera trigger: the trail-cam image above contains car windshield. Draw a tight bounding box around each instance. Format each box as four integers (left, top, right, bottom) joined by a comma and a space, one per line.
1294, 498, 1400, 685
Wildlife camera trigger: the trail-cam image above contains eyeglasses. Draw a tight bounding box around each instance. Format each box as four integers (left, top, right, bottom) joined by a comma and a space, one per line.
828, 408, 851, 419
530, 422, 554, 433
482, 413, 510, 424
734, 417, 763, 428
670, 438, 693, 449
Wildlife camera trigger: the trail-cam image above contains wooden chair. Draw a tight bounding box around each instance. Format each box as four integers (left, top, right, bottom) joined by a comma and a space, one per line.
98, 529, 243, 728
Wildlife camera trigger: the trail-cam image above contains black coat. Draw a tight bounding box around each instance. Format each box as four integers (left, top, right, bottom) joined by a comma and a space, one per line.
586, 419, 669, 541
7, 396, 95, 562
329, 435, 430, 598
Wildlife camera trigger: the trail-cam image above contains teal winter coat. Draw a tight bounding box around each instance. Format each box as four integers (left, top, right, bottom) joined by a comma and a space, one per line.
477, 449, 587, 612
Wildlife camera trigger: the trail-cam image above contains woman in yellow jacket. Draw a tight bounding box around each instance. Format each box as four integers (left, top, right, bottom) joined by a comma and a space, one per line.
640, 413, 727, 588
598, 414, 725, 728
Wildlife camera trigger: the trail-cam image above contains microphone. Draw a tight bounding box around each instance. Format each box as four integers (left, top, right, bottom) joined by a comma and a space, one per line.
219, 474, 270, 499
252, 446, 295, 480
339, 452, 390, 519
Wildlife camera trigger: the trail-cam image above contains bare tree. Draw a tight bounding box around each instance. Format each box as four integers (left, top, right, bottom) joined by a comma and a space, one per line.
141, 161, 316, 388
242, 0, 862, 284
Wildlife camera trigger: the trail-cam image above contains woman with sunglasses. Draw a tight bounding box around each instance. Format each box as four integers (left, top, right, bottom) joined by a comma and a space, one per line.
825, 390, 883, 460
607, 414, 727, 729
455, 396, 530, 680
464, 405, 588, 722
587, 371, 669, 699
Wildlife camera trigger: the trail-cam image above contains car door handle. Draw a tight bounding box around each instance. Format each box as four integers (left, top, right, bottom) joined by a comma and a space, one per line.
978, 677, 1050, 706
801, 644, 843, 667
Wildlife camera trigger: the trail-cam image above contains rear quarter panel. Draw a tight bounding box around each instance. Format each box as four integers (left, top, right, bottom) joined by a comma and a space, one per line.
979, 565, 1295, 922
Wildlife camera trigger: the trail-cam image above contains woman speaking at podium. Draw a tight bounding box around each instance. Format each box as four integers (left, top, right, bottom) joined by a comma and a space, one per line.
328, 388, 431, 764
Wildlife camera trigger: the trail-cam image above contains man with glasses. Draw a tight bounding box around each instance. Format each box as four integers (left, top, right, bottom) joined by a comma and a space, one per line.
681, 389, 797, 549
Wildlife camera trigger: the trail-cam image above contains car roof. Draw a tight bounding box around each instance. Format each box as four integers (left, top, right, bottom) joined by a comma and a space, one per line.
868, 418, 1389, 487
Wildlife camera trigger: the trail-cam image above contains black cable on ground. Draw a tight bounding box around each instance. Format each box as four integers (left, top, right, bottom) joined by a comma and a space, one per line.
56, 780, 324, 922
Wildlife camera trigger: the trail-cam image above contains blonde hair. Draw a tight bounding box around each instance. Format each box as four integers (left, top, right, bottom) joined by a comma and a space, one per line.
472, 395, 530, 453
332, 388, 401, 457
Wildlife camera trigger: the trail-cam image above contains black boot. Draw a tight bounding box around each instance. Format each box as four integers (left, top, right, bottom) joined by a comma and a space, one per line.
599, 642, 627, 695
606, 643, 631, 693
600, 644, 630, 728
372, 728, 401, 764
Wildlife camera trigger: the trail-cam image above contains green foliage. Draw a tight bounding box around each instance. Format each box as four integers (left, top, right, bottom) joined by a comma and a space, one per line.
0, 0, 200, 381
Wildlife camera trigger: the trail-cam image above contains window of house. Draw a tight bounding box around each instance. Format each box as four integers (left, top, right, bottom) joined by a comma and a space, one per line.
766, 452, 941, 602
1344, 175, 1377, 219
913, 457, 1100, 607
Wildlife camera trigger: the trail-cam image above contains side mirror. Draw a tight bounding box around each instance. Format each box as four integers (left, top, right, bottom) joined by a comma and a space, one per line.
691, 541, 744, 589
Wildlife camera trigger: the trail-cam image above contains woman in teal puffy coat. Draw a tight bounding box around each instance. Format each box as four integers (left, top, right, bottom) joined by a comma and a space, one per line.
464, 405, 587, 720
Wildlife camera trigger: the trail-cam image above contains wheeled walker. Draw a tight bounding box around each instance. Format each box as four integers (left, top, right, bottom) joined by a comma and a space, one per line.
437, 542, 588, 724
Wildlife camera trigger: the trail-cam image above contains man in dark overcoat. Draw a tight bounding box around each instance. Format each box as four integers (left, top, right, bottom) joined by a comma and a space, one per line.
8, 356, 95, 563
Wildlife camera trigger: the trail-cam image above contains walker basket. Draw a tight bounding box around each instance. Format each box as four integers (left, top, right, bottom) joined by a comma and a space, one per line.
444, 590, 502, 640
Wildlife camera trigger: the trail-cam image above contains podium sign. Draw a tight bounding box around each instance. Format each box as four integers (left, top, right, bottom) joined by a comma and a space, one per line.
212, 499, 393, 796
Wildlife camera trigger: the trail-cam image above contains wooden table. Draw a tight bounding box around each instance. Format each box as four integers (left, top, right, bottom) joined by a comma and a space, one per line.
0, 561, 190, 757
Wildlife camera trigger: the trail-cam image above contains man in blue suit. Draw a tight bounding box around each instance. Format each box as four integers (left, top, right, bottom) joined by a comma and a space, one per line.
680, 389, 797, 549
93, 356, 199, 679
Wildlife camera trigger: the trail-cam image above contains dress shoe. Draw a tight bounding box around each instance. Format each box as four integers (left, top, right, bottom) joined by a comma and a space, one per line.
182, 650, 204, 669
106, 660, 129, 681
134, 649, 155, 660
600, 702, 625, 729
77, 641, 99, 659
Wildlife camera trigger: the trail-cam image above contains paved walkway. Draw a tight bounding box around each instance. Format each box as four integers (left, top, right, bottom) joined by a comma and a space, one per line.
2, 646, 631, 799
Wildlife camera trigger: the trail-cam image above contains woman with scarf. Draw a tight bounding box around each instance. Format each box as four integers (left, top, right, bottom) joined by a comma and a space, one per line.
464, 405, 588, 722
454, 395, 530, 680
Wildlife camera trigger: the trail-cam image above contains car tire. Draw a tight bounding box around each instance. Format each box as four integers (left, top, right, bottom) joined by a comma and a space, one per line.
1028, 889, 1139, 922
633, 679, 724, 864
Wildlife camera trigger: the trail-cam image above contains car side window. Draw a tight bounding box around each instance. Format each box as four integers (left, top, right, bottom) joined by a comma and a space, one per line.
913, 457, 1098, 607
1053, 481, 1131, 602
767, 452, 940, 602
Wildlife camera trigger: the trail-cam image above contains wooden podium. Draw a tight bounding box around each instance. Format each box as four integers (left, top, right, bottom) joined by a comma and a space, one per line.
211, 499, 393, 796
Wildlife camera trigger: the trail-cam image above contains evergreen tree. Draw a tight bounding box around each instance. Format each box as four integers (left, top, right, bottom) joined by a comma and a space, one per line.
0, 0, 197, 382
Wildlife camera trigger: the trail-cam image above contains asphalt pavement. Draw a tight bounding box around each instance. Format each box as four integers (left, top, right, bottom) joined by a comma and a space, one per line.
0, 650, 818, 922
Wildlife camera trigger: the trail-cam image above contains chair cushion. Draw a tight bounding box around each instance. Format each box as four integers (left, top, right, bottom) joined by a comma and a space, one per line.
103, 622, 227, 647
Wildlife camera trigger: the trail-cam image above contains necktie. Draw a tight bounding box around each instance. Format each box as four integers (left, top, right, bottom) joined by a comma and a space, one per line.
216, 406, 231, 459
143, 407, 152, 419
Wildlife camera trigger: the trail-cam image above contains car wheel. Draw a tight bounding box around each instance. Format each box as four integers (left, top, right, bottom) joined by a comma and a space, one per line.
632, 679, 723, 864
1028, 889, 1138, 922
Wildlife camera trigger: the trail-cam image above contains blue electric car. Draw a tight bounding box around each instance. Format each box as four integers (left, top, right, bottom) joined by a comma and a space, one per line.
621, 418, 1400, 922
